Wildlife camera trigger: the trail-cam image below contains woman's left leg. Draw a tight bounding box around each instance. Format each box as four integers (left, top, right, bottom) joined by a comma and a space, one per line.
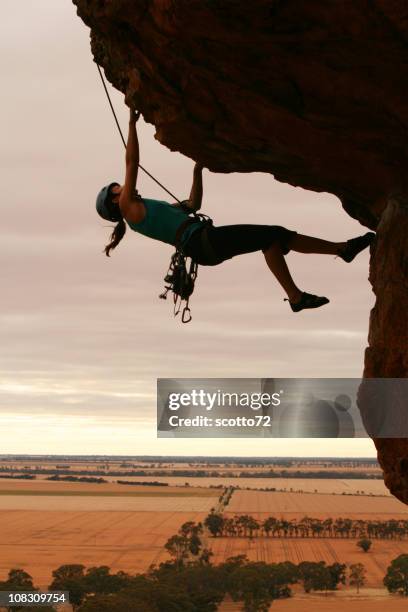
288, 233, 346, 255
184, 223, 372, 311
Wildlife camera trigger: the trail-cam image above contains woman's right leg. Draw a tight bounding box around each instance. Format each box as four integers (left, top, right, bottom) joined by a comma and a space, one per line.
263, 241, 302, 303
205, 224, 304, 301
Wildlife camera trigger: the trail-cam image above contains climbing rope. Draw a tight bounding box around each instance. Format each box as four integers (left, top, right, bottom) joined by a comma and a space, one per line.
96, 64, 181, 203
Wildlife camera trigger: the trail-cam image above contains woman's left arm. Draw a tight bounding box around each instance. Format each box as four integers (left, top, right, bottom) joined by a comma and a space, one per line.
187, 162, 204, 211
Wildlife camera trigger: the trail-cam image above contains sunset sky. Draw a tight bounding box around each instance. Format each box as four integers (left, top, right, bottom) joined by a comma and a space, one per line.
1, 1, 375, 457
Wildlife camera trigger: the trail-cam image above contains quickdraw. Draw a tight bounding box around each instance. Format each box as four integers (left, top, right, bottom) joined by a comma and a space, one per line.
159, 212, 213, 323
159, 251, 198, 323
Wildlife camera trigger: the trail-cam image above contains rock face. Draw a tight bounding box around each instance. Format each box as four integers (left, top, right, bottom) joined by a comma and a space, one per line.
74, 1, 408, 502
362, 197, 408, 504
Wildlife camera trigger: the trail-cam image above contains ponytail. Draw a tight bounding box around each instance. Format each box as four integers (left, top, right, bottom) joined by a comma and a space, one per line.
104, 217, 126, 257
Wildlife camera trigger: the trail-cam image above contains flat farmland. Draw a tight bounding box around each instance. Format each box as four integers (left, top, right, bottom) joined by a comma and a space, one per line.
227, 489, 408, 515
0, 479, 219, 496
0, 495, 218, 511
0, 481, 218, 587
0, 461, 382, 475
271, 598, 408, 612
30, 475, 388, 496
220, 591, 408, 611
0, 465, 404, 600
210, 536, 408, 587
120, 476, 387, 496
0, 481, 218, 511
0, 509, 206, 589
211, 488, 408, 591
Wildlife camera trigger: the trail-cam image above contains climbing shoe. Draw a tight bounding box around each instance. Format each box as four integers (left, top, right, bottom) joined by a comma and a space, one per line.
285, 292, 330, 313
338, 232, 375, 263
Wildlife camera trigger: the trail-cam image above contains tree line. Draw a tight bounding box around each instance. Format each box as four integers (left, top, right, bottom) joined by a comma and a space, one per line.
0, 467, 381, 479
204, 512, 408, 540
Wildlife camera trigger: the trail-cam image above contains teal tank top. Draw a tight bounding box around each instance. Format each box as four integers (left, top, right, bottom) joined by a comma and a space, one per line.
126, 198, 203, 246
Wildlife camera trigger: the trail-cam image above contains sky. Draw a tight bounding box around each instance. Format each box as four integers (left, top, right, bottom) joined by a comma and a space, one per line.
0, 1, 376, 457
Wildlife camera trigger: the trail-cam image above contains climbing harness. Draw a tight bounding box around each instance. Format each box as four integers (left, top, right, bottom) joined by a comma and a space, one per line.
96, 64, 215, 324
159, 212, 214, 323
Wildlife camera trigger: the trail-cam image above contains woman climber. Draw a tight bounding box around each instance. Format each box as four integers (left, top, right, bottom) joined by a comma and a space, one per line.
96, 108, 375, 313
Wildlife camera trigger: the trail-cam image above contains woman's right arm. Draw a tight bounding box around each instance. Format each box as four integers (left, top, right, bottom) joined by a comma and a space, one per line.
186, 162, 204, 211
119, 109, 145, 223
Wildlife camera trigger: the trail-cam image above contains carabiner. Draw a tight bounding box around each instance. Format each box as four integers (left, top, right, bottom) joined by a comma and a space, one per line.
182, 305, 192, 323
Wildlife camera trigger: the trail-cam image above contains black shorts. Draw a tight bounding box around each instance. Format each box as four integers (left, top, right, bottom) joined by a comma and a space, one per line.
182, 224, 297, 266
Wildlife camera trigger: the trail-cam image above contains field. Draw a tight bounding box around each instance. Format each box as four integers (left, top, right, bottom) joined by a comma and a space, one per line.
0, 509, 208, 588
0, 496, 218, 511
0, 480, 219, 587
210, 536, 408, 588
271, 599, 408, 612
0, 480, 219, 511
227, 489, 408, 515
1, 482, 407, 591
54, 475, 389, 496
0, 481, 219, 512
0, 480, 219, 496
209, 489, 408, 592
0, 459, 382, 475
0, 459, 407, 603
220, 591, 408, 611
